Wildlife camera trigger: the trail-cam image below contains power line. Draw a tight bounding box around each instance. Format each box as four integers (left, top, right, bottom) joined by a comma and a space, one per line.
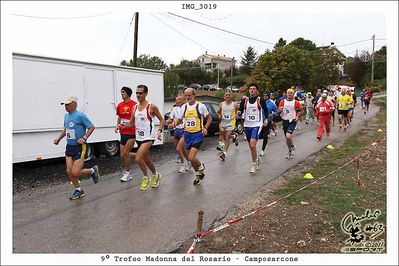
167, 12, 275, 46
151, 13, 215, 53
116, 14, 135, 64
12, 12, 112, 20
335, 39, 371, 48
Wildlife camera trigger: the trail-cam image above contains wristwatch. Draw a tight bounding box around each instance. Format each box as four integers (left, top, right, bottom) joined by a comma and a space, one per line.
158, 129, 163, 133
83, 135, 88, 141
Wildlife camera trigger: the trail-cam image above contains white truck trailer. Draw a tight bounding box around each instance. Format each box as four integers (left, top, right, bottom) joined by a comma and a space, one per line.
13, 53, 164, 163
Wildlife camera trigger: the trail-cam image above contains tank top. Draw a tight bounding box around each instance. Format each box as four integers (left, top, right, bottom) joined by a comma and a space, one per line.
281, 99, 297, 121
183, 102, 203, 133
221, 101, 236, 128
134, 102, 155, 141
243, 97, 262, 128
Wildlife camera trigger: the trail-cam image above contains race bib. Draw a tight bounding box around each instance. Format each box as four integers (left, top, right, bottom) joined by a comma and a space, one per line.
66, 129, 75, 139
186, 118, 197, 128
320, 107, 326, 112
121, 118, 129, 124
246, 114, 257, 121
137, 130, 145, 137
339, 103, 344, 108
223, 114, 231, 120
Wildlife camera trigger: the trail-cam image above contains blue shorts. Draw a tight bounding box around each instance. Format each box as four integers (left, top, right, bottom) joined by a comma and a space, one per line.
282, 120, 297, 135
120, 134, 136, 145
184, 131, 203, 150
244, 127, 261, 142
65, 144, 87, 161
174, 128, 185, 141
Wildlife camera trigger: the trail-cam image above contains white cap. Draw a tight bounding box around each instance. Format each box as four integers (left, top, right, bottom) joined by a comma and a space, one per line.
61, 96, 77, 105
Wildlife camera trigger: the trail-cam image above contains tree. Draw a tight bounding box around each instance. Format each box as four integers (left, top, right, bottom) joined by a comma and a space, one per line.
240, 46, 258, 75
372, 46, 386, 80
246, 45, 313, 96
274, 37, 287, 50
289, 37, 317, 51
120, 54, 167, 70
164, 69, 180, 97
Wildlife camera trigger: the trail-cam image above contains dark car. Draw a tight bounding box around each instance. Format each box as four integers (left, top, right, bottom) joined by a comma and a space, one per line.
189, 83, 202, 90
164, 101, 244, 136
177, 84, 187, 91
201, 84, 213, 91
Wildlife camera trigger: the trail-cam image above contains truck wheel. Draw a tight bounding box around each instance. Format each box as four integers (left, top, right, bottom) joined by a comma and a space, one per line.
84, 144, 95, 161
98, 141, 119, 157
236, 122, 244, 134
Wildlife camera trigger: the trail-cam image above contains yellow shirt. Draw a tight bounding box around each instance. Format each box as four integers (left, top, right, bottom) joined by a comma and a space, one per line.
337, 94, 352, 110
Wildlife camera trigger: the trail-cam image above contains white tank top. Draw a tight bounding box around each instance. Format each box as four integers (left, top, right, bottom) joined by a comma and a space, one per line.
134, 102, 155, 141
221, 101, 236, 128
244, 97, 262, 128
281, 99, 297, 121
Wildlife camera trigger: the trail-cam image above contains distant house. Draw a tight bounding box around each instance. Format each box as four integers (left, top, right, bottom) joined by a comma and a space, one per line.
316, 42, 347, 77
197, 51, 236, 71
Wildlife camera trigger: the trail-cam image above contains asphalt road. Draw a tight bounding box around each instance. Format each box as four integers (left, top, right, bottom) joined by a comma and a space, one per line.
13, 102, 381, 253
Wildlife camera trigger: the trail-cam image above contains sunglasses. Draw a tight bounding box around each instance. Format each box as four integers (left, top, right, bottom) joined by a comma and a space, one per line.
136, 92, 145, 95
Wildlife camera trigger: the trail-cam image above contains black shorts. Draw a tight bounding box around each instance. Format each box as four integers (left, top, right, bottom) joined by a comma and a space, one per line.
338, 109, 348, 117
136, 139, 154, 148
120, 134, 136, 145
65, 144, 87, 161
282, 120, 297, 135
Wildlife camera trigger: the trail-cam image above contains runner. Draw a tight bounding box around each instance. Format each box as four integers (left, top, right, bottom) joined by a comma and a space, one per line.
327, 90, 337, 126
260, 93, 278, 156
364, 89, 373, 114
115, 86, 137, 182
53, 95, 99, 200
176, 88, 212, 185
336, 88, 352, 132
348, 91, 357, 124
167, 95, 190, 173
359, 88, 365, 109
237, 83, 269, 174
278, 88, 303, 159
305, 92, 315, 124
121, 85, 164, 191
315, 92, 334, 140
217, 89, 239, 161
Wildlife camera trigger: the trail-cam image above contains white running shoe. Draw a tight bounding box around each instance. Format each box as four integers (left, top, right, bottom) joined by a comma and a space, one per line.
176, 156, 181, 163
255, 158, 261, 170
259, 150, 265, 156
178, 164, 186, 173
285, 151, 293, 159
121, 172, 132, 182
185, 162, 192, 171
291, 145, 296, 155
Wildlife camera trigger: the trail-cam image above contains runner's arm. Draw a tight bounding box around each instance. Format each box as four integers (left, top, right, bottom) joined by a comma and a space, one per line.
53, 128, 66, 145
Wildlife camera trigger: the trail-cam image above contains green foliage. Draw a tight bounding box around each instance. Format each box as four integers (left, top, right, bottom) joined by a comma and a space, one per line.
120, 54, 166, 70
246, 45, 313, 96
310, 47, 345, 88
164, 69, 180, 97
289, 37, 317, 51
273, 37, 287, 50
240, 46, 258, 75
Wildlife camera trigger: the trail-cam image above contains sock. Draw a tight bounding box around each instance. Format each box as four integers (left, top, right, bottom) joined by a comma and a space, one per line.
90, 168, 95, 174
76, 187, 82, 191
198, 164, 204, 171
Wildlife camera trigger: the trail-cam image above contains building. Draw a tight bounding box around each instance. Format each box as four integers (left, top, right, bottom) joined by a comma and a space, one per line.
316, 42, 347, 77
197, 51, 236, 71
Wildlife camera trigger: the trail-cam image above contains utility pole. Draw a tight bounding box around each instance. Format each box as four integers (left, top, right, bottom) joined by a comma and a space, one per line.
217, 64, 220, 89
133, 12, 139, 67
371, 34, 375, 83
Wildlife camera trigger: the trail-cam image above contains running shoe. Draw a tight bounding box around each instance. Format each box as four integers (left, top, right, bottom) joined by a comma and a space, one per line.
344, 126, 347, 132
185, 162, 192, 171
255, 158, 260, 170
233, 135, 239, 146
219, 152, 226, 161
216, 143, 224, 151
339, 124, 343, 131
91, 165, 99, 184
317, 136, 321, 141
69, 189, 85, 200
260, 150, 265, 156
176, 156, 181, 163
291, 145, 296, 155
178, 164, 186, 173
285, 151, 293, 159
249, 166, 256, 174
151, 173, 162, 188
140, 177, 150, 191
121, 172, 132, 182
193, 164, 205, 185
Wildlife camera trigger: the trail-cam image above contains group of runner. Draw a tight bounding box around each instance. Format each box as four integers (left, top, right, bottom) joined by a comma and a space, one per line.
55, 83, 372, 200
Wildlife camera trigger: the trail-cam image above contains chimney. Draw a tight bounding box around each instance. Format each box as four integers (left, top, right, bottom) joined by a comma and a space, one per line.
205, 51, 207, 55
330, 42, 335, 46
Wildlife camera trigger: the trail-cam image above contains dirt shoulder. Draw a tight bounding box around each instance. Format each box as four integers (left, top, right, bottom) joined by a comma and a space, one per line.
175, 101, 387, 254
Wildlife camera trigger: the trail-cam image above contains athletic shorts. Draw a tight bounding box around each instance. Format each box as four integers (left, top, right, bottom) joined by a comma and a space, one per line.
282, 120, 297, 135
174, 128, 184, 141
65, 143, 87, 161
120, 134, 136, 146
136, 139, 154, 148
244, 126, 261, 142
220, 125, 235, 132
184, 131, 203, 150
365, 100, 370, 106
338, 109, 348, 117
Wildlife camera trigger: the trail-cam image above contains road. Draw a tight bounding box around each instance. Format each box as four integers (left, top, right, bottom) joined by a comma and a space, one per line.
13, 101, 381, 253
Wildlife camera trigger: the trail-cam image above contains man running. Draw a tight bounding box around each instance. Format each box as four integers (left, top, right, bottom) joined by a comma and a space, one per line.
278, 88, 303, 159
315, 92, 335, 140
115, 86, 137, 182
176, 88, 212, 185
54, 96, 99, 200
336, 88, 352, 132
121, 85, 164, 191
364, 89, 373, 114
167, 95, 190, 173
237, 83, 268, 174
305, 92, 315, 124
217, 89, 239, 161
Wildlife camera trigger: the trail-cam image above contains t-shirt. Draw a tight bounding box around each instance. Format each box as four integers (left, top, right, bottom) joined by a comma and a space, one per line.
337, 94, 352, 110
117, 100, 137, 134
64, 111, 93, 146
170, 105, 184, 129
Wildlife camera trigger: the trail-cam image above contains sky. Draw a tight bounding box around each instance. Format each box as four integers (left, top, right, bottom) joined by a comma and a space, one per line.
2, 1, 392, 67
1, 1, 398, 265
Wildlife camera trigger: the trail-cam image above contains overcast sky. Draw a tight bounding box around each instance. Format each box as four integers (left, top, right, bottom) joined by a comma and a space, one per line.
2, 1, 393, 67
